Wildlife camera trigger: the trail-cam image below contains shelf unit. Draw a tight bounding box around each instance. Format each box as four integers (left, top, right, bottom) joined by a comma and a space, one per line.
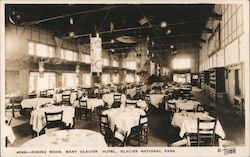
233, 96, 245, 121
208, 67, 226, 104
200, 71, 209, 91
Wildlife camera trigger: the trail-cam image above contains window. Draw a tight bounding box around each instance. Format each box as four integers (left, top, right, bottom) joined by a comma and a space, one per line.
81, 54, 91, 64
102, 74, 110, 85
173, 73, 191, 83
61, 49, 78, 61
126, 61, 136, 70
82, 73, 91, 88
173, 58, 191, 70
28, 41, 55, 58
112, 74, 119, 84
29, 72, 55, 92
62, 73, 78, 88
102, 58, 110, 66
125, 74, 135, 83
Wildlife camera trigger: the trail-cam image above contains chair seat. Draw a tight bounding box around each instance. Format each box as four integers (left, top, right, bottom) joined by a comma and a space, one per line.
46, 121, 66, 129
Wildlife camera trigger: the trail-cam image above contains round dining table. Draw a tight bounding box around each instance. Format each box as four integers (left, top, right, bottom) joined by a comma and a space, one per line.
102, 107, 146, 137
21, 129, 107, 147
166, 99, 201, 112
102, 93, 126, 108
30, 105, 75, 134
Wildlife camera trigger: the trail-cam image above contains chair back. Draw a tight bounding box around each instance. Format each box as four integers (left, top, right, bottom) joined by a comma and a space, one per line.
144, 95, 150, 104
168, 101, 177, 113
79, 99, 88, 109
99, 114, 109, 135
197, 118, 217, 146
40, 90, 48, 98
139, 114, 149, 126
193, 104, 204, 112
114, 125, 128, 147
61, 94, 71, 105
114, 94, 121, 102
45, 111, 63, 127
125, 101, 137, 108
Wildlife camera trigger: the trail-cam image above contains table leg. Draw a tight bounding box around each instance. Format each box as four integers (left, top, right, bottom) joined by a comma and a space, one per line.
12, 103, 15, 118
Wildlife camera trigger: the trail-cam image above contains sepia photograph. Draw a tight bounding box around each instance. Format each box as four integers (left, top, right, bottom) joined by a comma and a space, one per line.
1, 0, 249, 156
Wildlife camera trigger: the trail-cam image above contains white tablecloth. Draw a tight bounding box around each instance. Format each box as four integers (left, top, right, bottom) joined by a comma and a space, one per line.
149, 94, 165, 108
121, 99, 148, 111
30, 106, 75, 133
5, 124, 16, 144
166, 99, 201, 112
102, 108, 146, 139
53, 92, 77, 104
102, 93, 126, 108
171, 112, 225, 139
21, 129, 107, 147
21, 98, 54, 109
74, 98, 105, 111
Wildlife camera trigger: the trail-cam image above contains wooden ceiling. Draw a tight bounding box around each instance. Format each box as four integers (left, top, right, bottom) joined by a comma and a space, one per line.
6, 4, 214, 55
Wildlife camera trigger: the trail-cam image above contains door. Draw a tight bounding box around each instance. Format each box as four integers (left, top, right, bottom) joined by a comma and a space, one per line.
227, 69, 235, 105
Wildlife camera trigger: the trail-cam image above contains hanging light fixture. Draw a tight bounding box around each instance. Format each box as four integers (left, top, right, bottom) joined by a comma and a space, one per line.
160, 21, 167, 28
69, 31, 75, 37
39, 60, 44, 78
70, 17, 74, 25
166, 29, 171, 35
76, 64, 80, 77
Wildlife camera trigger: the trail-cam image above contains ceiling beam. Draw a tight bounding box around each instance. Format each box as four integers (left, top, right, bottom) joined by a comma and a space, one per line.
210, 12, 222, 21
21, 5, 127, 25
203, 26, 213, 34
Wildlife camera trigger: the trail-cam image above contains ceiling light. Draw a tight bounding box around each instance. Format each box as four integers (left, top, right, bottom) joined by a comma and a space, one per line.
151, 41, 155, 46
111, 39, 114, 43
160, 21, 167, 28
70, 17, 74, 25
166, 29, 171, 34
170, 45, 174, 49
111, 49, 115, 52
146, 36, 150, 41
69, 31, 74, 37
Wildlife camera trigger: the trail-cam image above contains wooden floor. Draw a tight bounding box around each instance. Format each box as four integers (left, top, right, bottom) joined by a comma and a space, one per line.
7, 87, 245, 147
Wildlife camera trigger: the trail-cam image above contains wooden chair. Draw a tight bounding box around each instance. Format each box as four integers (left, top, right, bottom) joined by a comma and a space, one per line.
112, 125, 128, 147
99, 114, 113, 145
188, 118, 217, 146
43, 111, 66, 134
167, 101, 177, 120
193, 104, 204, 112
112, 94, 121, 108
129, 114, 149, 146
5, 118, 12, 147
28, 93, 37, 98
61, 94, 71, 105
40, 90, 48, 98
144, 94, 150, 105
180, 89, 191, 100
5, 96, 23, 118
125, 101, 137, 108
78, 99, 91, 120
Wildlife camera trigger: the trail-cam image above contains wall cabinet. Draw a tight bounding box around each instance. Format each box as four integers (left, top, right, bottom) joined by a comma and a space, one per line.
209, 67, 226, 105
233, 96, 244, 122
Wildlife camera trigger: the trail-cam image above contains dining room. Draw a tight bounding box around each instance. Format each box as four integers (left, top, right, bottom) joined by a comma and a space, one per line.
2, 2, 248, 151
